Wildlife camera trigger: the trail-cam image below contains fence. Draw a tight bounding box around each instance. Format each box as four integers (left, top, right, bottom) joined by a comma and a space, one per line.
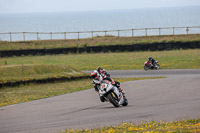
0, 26, 200, 42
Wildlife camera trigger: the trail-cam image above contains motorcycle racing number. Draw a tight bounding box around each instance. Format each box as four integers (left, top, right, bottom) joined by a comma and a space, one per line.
102, 84, 105, 88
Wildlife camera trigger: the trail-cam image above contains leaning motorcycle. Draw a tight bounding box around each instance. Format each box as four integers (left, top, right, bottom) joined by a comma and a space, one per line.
99, 80, 128, 107
144, 60, 160, 70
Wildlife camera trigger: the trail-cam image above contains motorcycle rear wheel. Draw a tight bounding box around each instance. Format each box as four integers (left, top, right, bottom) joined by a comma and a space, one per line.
144, 65, 149, 70
107, 92, 120, 107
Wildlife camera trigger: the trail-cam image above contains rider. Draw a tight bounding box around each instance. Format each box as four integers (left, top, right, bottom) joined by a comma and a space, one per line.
91, 67, 125, 102
148, 57, 156, 67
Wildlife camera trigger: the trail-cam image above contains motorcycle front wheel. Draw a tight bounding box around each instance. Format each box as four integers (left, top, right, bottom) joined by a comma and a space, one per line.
155, 64, 160, 70
122, 97, 128, 106
107, 92, 120, 107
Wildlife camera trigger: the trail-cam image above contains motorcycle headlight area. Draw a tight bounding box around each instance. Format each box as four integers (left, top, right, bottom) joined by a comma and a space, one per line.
101, 83, 107, 90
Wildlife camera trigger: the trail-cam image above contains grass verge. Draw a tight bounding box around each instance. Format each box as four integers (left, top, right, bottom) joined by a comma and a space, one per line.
0, 34, 200, 50
62, 118, 200, 133
0, 64, 88, 83
0, 77, 165, 107
1, 49, 200, 70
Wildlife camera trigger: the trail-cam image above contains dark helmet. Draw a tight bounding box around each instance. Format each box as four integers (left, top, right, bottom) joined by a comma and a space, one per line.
97, 66, 103, 73
148, 57, 152, 60
91, 70, 99, 80
97, 67, 109, 77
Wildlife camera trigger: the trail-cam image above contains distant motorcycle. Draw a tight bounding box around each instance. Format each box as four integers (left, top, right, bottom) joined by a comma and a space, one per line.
144, 60, 160, 70
99, 80, 128, 107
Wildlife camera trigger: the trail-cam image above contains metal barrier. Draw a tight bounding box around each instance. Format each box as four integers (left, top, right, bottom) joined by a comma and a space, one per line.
0, 26, 200, 42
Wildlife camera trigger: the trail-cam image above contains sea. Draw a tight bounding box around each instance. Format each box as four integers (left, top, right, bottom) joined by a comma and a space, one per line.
0, 6, 200, 41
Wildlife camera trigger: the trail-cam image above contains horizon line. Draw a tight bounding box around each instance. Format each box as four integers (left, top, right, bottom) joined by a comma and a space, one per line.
0, 5, 200, 14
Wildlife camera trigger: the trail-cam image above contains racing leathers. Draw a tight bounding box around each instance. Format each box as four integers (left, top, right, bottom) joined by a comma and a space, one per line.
148, 57, 155, 67
91, 68, 125, 102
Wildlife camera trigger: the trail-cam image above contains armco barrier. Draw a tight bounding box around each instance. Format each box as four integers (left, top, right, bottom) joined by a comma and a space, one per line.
0, 41, 199, 57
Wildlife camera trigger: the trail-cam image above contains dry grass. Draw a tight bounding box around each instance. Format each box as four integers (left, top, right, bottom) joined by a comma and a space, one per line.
62, 119, 200, 133
0, 34, 200, 50
0, 64, 86, 82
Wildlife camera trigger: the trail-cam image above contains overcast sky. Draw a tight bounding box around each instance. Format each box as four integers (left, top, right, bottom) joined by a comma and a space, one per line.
0, 0, 200, 13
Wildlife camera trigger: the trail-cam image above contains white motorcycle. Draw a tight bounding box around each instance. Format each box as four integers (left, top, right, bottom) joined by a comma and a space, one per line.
99, 80, 128, 107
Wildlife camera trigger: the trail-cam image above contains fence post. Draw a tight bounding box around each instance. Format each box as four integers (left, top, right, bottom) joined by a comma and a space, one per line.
173, 27, 175, 35
159, 28, 161, 35
91, 31, 93, 40
78, 32, 80, 40
145, 28, 148, 36
37, 32, 39, 41
105, 31, 107, 36
9, 32, 12, 42
118, 30, 120, 38
186, 27, 189, 35
131, 29, 134, 37
23, 32, 25, 41
50, 32, 52, 40
64, 32, 66, 40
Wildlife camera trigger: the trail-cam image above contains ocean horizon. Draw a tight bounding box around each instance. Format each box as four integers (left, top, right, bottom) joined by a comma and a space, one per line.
0, 6, 200, 41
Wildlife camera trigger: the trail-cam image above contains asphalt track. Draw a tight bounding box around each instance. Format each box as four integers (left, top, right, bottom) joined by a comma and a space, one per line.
0, 69, 200, 133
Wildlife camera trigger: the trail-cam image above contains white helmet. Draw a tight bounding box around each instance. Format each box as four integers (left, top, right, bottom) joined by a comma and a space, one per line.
91, 70, 99, 80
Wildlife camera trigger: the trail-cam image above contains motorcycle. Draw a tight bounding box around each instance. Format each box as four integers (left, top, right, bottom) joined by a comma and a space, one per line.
99, 80, 128, 107
144, 60, 160, 70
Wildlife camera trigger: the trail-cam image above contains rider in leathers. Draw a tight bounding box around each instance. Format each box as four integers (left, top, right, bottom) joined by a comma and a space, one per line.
148, 57, 156, 67
91, 67, 125, 102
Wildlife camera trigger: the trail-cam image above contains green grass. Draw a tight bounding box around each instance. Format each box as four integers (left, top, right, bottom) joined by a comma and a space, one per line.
0, 77, 165, 107
0, 49, 199, 107
1, 49, 200, 71
0, 64, 87, 82
0, 34, 200, 50
62, 119, 200, 133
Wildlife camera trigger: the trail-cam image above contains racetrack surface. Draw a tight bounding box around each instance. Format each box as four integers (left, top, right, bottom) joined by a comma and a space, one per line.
0, 69, 200, 133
